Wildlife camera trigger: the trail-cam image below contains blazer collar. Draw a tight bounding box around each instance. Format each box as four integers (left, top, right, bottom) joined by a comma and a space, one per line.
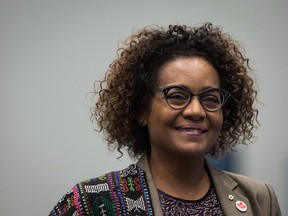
205, 160, 253, 216
137, 154, 253, 216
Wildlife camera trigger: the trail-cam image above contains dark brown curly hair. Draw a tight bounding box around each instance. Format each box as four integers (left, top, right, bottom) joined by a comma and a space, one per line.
91, 23, 258, 159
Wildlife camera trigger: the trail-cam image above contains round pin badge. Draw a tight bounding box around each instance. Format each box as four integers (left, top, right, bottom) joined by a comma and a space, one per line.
236, 200, 248, 212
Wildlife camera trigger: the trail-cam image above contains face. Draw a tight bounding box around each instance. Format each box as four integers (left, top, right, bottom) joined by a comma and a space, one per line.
142, 57, 223, 159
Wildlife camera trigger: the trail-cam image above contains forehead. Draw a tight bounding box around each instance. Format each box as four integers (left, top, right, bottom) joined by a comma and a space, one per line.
157, 57, 220, 90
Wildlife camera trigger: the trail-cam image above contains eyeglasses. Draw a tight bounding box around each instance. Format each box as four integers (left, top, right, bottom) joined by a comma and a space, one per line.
157, 85, 231, 112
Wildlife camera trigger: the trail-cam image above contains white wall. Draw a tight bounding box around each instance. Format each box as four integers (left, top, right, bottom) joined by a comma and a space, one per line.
1, 0, 287, 215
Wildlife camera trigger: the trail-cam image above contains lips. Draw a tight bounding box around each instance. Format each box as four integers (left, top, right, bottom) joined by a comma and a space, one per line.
175, 126, 208, 135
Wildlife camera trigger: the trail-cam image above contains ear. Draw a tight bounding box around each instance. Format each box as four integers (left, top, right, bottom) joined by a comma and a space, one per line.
137, 111, 148, 126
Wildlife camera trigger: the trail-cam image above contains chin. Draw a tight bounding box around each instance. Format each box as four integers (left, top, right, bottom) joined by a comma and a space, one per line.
175, 143, 212, 157
175, 148, 207, 158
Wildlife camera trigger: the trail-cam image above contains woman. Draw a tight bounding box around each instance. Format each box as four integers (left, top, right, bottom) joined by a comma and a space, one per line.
49, 23, 281, 215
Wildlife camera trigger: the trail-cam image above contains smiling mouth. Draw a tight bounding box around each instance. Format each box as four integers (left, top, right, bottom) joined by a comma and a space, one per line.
175, 127, 208, 134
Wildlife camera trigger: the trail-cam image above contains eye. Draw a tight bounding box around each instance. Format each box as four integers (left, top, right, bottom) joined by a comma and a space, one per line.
201, 95, 220, 105
166, 91, 189, 105
167, 92, 187, 100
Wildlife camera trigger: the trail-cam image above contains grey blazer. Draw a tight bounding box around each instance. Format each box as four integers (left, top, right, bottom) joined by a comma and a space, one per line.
137, 155, 282, 216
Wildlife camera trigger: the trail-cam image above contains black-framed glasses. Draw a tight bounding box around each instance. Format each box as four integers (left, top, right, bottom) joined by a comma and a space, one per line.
157, 85, 231, 112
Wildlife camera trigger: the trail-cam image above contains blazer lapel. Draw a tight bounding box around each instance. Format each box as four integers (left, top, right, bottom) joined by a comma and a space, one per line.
137, 155, 164, 216
206, 161, 253, 216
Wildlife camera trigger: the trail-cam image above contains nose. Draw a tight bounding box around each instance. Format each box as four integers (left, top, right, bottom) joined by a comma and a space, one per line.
182, 96, 206, 120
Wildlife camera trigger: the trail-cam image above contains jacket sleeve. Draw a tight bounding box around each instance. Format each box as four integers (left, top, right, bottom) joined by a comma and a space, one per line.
264, 183, 282, 216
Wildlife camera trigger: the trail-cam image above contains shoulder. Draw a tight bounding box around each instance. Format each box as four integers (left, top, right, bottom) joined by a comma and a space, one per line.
206, 160, 282, 215
206, 160, 273, 196
49, 163, 150, 216
224, 171, 269, 191
208, 163, 282, 215
211, 164, 277, 200
224, 171, 281, 215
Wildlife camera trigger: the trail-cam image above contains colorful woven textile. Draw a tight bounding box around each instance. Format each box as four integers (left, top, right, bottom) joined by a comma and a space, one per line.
49, 164, 153, 216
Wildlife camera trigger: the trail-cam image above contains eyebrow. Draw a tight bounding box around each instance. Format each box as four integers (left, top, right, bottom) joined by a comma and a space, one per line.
174, 84, 219, 92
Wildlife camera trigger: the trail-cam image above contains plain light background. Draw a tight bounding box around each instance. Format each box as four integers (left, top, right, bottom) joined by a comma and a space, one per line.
1, 0, 287, 215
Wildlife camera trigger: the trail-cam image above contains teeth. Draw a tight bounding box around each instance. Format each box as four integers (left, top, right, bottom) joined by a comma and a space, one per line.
178, 128, 204, 133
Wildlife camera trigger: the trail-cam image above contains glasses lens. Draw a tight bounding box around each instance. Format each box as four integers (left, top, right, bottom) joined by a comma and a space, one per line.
200, 90, 226, 111
165, 87, 190, 109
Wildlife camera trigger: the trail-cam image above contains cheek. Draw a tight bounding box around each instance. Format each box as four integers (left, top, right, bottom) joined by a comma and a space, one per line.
147, 110, 173, 129
210, 112, 223, 132
145, 105, 178, 135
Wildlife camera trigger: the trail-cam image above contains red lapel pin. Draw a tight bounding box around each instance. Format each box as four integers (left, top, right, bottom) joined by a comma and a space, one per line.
236, 200, 248, 212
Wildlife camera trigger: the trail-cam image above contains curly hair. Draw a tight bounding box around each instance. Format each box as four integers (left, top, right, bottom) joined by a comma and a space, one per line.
91, 23, 258, 159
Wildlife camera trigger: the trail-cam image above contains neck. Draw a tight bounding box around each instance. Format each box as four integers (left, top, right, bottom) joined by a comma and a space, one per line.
149, 151, 210, 200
